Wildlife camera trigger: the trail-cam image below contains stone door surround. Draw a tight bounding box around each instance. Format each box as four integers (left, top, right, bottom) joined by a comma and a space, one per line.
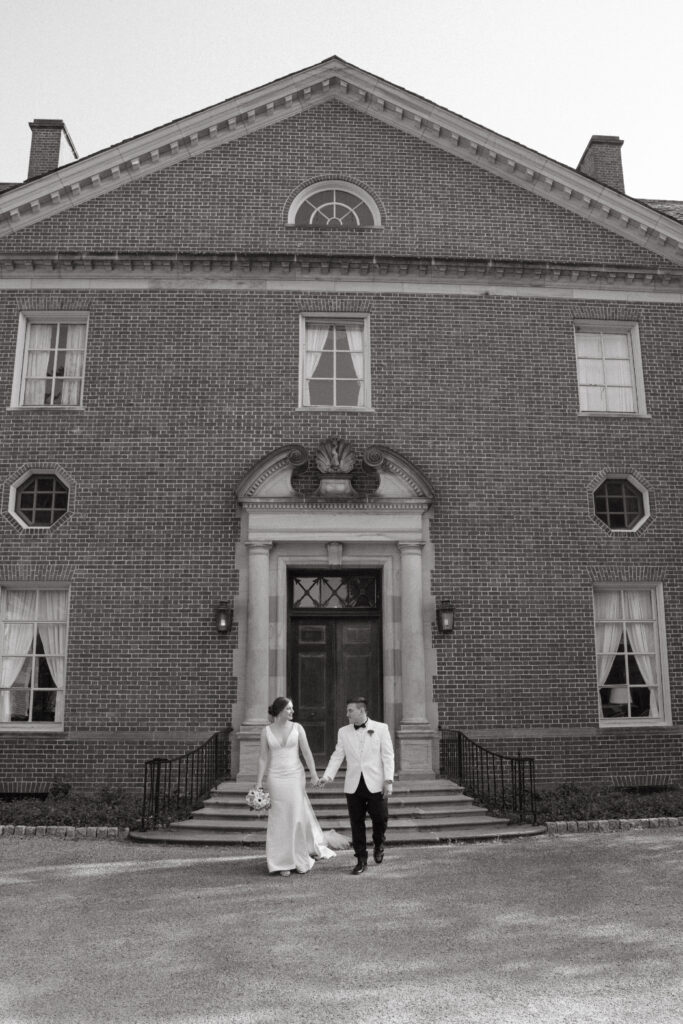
232, 439, 438, 781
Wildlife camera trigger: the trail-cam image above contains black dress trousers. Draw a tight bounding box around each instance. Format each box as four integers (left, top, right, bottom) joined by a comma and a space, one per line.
346, 772, 389, 860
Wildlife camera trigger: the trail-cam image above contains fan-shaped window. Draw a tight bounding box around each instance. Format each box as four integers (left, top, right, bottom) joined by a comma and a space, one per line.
288, 181, 381, 228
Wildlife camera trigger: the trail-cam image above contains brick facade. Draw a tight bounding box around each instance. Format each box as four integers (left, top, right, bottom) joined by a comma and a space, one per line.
1, 60, 682, 791
1, 102, 670, 266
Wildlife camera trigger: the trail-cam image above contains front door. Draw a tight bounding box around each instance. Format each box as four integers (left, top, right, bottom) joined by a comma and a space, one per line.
288, 571, 382, 759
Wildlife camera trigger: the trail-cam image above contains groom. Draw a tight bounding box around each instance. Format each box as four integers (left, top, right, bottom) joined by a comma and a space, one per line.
320, 697, 395, 875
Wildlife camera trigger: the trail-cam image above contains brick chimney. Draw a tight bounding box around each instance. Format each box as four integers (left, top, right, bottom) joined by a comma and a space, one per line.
577, 135, 625, 193
27, 120, 78, 180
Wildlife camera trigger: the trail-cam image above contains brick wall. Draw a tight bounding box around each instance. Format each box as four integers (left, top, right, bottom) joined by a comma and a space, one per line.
0, 284, 682, 788
1, 102, 666, 267
1, 97, 682, 791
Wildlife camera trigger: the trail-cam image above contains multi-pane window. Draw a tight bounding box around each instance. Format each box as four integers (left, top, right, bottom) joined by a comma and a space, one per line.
291, 573, 380, 610
14, 314, 87, 407
15, 474, 69, 528
294, 187, 375, 227
593, 587, 668, 725
593, 478, 646, 531
288, 181, 381, 228
0, 588, 69, 727
574, 322, 645, 415
300, 317, 370, 409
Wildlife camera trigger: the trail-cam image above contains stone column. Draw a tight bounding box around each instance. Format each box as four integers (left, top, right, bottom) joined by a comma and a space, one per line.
236, 542, 272, 780
396, 542, 435, 777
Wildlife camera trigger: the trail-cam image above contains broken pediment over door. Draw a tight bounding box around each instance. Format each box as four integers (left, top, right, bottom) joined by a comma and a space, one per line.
236, 438, 433, 504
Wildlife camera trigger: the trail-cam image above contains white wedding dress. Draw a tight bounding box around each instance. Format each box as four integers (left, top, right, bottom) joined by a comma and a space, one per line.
265, 723, 335, 874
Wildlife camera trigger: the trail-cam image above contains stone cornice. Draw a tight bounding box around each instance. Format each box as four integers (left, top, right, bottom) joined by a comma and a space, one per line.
1, 252, 683, 298
1, 57, 682, 265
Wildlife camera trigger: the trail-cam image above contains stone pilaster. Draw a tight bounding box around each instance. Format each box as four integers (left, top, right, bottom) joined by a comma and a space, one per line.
236, 542, 272, 781
396, 542, 435, 777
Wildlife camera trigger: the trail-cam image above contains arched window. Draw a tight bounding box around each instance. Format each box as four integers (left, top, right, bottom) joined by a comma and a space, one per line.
288, 181, 381, 228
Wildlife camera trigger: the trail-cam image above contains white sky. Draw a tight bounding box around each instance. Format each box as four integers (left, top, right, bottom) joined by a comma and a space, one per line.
2, 0, 682, 199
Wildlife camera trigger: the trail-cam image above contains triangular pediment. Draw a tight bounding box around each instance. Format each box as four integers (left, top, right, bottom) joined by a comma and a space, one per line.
2, 56, 682, 265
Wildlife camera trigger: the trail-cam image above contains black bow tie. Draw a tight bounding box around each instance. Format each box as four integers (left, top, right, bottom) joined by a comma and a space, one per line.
354, 722, 367, 730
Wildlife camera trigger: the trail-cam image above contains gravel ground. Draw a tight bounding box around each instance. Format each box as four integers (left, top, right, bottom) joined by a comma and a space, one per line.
2, 831, 683, 1024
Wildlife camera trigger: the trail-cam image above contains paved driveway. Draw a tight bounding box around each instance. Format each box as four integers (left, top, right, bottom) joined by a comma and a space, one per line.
2, 831, 682, 1024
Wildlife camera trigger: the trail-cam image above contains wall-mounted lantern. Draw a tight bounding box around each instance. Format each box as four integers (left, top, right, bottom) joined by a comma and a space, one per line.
436, 603, 455, 634
214, 602, 233, 634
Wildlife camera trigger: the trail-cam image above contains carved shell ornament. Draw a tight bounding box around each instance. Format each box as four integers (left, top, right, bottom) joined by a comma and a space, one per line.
315, 437, 356, 475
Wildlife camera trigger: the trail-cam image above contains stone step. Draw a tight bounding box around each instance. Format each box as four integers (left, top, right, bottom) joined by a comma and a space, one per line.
385, 824, 546, 842
128, 776, 544, 846
192, 800, 493, 819
129, 822, 546, 846
181, 810, 503, 830
206, 791, 475, 807
213, 779, 466, 795
195, 796, 480, 816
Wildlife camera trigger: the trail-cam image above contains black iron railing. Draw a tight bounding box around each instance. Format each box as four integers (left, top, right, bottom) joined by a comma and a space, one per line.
440, 728, 537, 824
141, 728, 232, 831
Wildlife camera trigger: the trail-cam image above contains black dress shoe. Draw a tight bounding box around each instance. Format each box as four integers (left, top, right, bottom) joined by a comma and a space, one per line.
373, 844, 385, 864
351, 859, 367, 875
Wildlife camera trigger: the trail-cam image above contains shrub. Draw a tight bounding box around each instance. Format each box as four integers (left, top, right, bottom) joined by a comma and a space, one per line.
534, 782, 683, 823
0, 782, 143, 829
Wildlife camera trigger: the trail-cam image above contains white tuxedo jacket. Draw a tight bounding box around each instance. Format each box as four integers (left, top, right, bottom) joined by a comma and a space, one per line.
323, 719, 395, 795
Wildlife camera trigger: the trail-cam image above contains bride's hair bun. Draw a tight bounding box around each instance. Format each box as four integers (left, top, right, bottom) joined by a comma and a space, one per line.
268, 696, 291, 719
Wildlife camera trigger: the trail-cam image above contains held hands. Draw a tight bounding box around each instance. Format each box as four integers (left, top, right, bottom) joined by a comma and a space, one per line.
310, 773, 321, 788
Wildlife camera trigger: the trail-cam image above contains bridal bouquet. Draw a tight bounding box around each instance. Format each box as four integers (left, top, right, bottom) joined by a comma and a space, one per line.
245, 786, 271, 813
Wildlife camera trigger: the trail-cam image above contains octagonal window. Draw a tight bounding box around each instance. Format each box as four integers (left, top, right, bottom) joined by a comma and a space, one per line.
15, 474, 69, 528
593, 478, 648, 531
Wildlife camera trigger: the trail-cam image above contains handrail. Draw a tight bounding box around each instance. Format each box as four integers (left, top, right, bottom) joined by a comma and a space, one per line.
440, 728, 537, 825
140, 728, 232, 831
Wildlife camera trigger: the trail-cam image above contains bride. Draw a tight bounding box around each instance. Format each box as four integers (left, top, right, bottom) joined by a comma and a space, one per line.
255, 697, 336, 876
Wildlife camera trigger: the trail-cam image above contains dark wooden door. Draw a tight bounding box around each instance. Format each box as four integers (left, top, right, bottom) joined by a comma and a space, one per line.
289, 617, 381, 758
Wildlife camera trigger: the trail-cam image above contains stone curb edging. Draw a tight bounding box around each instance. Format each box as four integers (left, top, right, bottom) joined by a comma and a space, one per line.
546, 817, 683, 834
2, 819, 682, 840
0, 825, 130, 840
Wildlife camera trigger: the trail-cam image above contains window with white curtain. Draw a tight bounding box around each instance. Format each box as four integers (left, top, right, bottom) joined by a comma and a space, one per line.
593, 586, 670, 726
0, 587, 69, 729
574, 322, 646, 415
299, 316, 371, 410
12, 313, 88, 408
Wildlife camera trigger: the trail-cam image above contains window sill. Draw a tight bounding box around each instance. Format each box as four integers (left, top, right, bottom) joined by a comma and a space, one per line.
8, 524, 67, 534
7, 405, 85, 413
595, 522, 651, 536
285, 225, 383, 231
0, 723, 64, 733
297, 406, 375, 414
577, 411, 651, 419
598, 718, 672, 730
